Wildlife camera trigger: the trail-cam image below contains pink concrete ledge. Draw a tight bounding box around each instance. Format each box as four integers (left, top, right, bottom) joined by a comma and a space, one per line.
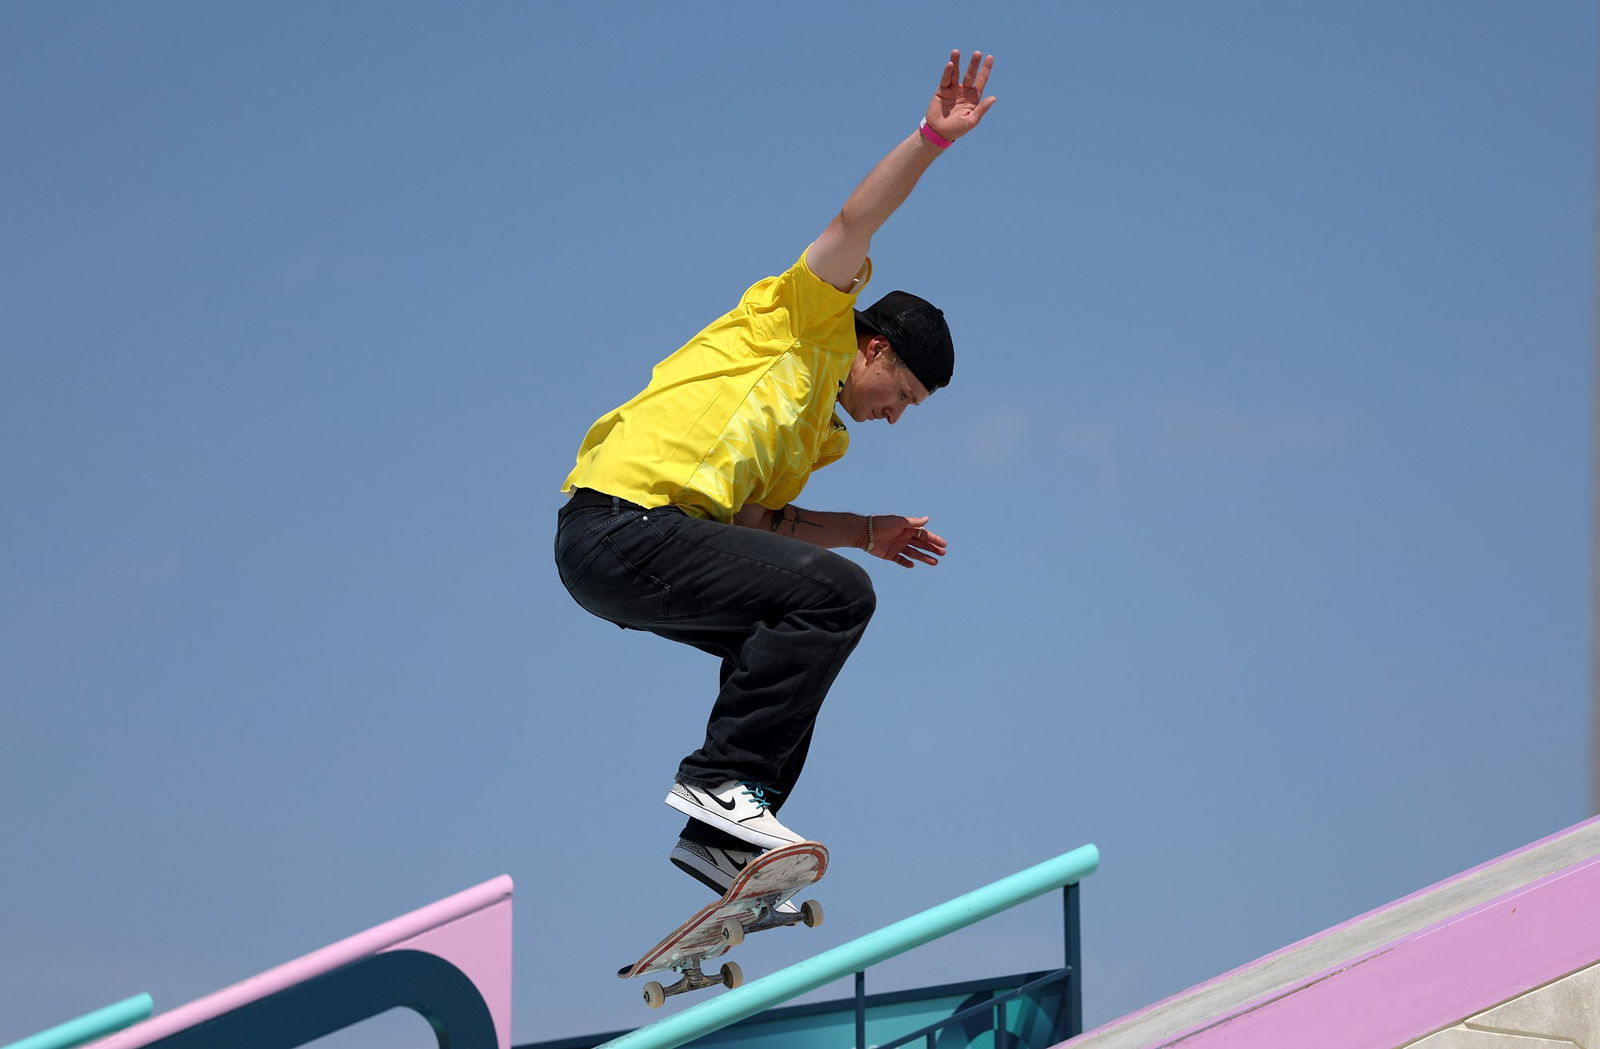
1067, 815, 1600, 1049
1171, 851, 1600, 1047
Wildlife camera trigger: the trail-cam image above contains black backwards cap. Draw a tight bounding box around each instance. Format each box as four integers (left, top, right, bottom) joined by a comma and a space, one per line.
854, 291, 955, 393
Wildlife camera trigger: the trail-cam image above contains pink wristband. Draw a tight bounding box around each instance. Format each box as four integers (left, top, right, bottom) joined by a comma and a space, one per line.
918, 118, 953, 151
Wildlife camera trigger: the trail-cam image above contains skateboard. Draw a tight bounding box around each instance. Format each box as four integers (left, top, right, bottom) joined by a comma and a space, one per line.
618, 840, 828, 1008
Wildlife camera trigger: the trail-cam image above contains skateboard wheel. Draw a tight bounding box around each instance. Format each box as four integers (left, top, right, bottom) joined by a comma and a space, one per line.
801, 899, 823, 927
643, 982, 666, 1008
720, 961, 743, 989
720, 918, 745, 946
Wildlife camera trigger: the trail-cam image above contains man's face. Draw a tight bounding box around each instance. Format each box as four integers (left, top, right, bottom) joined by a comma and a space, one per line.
839, 338, 930, 425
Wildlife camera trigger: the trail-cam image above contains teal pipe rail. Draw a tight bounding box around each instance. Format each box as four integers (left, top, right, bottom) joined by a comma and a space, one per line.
2, 994, 154, 1049
599, 843, 1100, 1049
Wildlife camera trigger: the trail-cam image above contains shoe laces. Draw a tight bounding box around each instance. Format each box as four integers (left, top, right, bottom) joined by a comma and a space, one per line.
739, 782, 782, 810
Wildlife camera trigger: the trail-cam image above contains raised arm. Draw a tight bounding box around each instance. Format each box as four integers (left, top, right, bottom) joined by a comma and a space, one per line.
806, 50, 998, 292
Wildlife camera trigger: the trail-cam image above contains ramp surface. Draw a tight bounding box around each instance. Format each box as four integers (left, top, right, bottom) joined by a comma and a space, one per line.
1066, 817, 1600, 1049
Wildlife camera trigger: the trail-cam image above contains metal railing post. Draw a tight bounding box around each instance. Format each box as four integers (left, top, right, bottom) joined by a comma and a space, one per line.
855, 971, 866, 1049
1064, 881, 1083, 1037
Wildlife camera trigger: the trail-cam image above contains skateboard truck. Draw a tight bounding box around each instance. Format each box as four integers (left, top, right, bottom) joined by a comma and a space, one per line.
744, 898, 823, 935
639, 917, 746, 1007
642, 959, 744, 1008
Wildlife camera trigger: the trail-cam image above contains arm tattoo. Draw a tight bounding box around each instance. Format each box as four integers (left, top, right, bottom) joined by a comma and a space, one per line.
769, 504, 822, 535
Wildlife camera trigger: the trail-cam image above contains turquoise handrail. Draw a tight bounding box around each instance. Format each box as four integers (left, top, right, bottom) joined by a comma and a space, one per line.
599, 843, 1100, 1049
2, 994, 154, 1049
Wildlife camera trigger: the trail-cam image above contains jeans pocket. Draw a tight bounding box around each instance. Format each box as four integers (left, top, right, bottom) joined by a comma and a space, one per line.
592, 536, 672, 626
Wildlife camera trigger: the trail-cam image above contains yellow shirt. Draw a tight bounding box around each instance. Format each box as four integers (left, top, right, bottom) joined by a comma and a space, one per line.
562, 251, 869, 522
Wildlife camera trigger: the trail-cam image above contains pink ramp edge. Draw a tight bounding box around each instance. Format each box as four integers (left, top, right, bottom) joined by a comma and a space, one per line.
1071, 814, 1600, 1045
1152, 855, 1600, 1049
85, 875, 514, 1049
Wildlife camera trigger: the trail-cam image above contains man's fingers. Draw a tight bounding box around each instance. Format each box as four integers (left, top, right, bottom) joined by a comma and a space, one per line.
963, 51, 984, 87
972, 53, 994, 92
881, 544, 941, 568
874, 517, 946, 565
941, 49, 959, 88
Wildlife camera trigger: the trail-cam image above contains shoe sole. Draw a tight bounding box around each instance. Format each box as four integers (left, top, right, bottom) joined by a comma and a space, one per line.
670, 855, 732, 895
670, 851, 801, 916
665, 789, 802, 851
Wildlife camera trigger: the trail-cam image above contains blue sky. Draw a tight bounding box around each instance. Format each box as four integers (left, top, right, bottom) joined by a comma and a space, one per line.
2, 3, 1594, 1046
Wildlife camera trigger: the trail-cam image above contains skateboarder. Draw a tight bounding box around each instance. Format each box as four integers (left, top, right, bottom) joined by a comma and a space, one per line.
556, 50, 997, 896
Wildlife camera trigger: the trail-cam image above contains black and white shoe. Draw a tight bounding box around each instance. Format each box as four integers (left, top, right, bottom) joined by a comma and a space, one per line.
669, 838, 799, 915
665, 780, 804, 850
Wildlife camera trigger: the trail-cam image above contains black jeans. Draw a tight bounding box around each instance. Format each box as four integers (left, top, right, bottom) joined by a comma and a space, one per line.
555, 490, 876, 844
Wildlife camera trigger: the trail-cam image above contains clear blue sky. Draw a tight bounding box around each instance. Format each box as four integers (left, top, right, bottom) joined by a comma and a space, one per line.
2, 3, 1594, 1046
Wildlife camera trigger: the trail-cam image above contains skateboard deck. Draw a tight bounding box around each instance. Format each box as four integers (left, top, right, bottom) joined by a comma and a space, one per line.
618, 840, 828, 1007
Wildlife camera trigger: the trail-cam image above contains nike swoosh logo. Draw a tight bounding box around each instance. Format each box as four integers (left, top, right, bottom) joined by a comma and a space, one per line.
689, 785, 739, 811
727, 854, 749, 872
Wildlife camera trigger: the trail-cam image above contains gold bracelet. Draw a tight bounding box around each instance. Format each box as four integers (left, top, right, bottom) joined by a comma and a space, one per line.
863, 514, 875, 552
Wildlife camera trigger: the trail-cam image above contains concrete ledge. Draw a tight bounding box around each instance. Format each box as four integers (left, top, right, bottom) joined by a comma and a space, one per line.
1066, 817, 1600, 1049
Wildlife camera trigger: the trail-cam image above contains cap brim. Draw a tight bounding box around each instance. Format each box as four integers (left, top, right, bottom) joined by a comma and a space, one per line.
854, 309, 885, 334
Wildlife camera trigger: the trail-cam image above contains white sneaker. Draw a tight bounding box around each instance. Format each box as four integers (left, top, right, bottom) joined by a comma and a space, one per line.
669, 838, 799, 915
665, 780, 805, 850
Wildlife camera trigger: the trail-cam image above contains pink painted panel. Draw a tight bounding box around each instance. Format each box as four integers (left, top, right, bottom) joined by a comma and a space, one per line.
1073, 815, 1600, 1045
86, 875, 514, 1049
1169, 856, 1600, 1049
391, 894, 514, 1048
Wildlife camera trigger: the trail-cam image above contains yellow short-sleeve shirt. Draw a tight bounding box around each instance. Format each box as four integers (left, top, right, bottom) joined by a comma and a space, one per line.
562, 251, 869, 522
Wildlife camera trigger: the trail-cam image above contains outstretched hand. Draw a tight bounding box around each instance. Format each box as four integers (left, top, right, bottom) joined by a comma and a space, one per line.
868, 515, 948, 569
925, 50, 997, 143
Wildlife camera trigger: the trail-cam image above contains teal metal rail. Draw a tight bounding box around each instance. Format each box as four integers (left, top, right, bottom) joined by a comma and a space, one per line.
599, 843, 1100, 1049
2, 994, 153, 1049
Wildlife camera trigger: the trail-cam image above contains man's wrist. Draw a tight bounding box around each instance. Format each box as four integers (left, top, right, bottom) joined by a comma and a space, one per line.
918, 118, 953, 151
